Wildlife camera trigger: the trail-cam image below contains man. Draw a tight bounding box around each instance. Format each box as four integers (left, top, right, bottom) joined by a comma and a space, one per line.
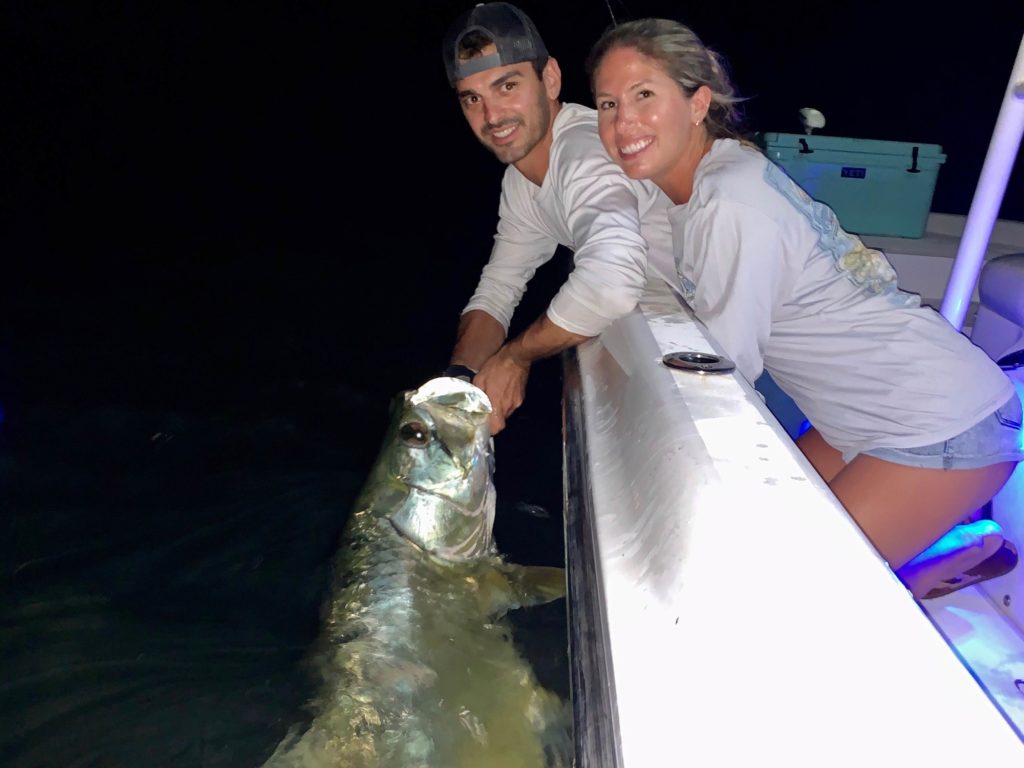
440, 2, 676, 433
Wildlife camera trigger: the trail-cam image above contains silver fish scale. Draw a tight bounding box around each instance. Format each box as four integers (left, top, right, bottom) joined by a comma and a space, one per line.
264, 511, 569, 768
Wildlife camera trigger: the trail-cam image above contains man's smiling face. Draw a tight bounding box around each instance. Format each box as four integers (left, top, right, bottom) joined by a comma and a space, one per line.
456, 46, 553, 166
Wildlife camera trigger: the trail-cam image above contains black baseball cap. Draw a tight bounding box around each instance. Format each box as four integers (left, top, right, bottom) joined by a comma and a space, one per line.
442, 3, 549, 87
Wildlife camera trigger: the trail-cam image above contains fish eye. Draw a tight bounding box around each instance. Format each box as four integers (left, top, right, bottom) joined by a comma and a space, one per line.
399, 421, 431, 447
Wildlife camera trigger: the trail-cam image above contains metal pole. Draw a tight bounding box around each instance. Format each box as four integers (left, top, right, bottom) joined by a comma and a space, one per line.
941, 34, 1024, 331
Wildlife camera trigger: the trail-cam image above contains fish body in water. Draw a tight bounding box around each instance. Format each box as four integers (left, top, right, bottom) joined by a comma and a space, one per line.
263, 378, 570, 768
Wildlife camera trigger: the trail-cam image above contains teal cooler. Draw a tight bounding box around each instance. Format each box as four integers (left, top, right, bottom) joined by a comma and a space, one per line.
759, 133, 946, 238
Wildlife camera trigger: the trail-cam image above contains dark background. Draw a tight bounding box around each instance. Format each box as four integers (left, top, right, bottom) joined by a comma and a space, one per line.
8, 1, 1024, 373
7, 1, 1024, 426
3, 1, 1023, 766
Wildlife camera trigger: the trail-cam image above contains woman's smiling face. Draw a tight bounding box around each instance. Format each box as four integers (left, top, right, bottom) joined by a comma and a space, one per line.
594, 45, 706, 194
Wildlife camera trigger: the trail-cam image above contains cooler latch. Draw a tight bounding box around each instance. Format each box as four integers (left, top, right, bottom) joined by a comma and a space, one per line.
907, 146, 921, 173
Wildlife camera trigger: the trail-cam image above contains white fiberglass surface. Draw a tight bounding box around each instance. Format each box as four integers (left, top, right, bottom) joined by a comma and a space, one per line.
923, 585, 1024, 736
576, 286, 1024, 765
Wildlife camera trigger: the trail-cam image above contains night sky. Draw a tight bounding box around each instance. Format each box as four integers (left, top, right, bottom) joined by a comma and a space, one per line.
10, 3, 1024, 354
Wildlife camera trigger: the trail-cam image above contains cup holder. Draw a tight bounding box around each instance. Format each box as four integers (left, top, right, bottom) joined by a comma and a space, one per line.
662, 351, 736, 375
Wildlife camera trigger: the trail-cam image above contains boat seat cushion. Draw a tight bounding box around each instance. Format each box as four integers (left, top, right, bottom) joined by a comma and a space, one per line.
979, 253, 1024, 327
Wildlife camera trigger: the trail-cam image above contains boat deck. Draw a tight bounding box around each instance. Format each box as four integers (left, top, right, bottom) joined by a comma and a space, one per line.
565, 281, 1024, 765
866, 213, 1024, 733
924, 584, 1024, 734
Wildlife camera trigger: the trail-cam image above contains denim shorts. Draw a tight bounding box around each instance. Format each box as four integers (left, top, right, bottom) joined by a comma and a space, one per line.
860, 394, 1024, 470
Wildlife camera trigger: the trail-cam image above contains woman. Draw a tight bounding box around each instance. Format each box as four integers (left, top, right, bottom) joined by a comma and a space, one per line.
587, 18, 1022, 598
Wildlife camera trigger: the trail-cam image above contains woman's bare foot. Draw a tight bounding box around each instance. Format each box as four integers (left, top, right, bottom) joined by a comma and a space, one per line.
896, 520, 1005, 599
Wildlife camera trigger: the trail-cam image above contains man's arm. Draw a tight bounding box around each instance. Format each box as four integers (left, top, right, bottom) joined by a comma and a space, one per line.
468, 126, 657, 433
475, 314, 589, 434
449, 178, 559, 379
449, 309, 507, 372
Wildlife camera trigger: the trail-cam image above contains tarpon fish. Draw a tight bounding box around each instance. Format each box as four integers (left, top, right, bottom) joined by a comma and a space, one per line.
263, 377, 571, 768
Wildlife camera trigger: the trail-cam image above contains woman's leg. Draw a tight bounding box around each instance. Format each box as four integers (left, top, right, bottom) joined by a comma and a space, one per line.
796, 427, 846, 482
828, 455, 1015, 596
797, 427, 1013, 598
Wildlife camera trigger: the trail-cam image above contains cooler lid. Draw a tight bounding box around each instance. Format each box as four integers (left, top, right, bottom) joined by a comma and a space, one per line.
760, 132, 946, 160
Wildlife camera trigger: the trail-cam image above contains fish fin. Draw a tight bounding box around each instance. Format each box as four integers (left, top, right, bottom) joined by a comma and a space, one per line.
496, 563, 567, 610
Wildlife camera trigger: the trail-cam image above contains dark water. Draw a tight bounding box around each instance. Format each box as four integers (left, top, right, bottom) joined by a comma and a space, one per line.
0, 258, 570, 768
